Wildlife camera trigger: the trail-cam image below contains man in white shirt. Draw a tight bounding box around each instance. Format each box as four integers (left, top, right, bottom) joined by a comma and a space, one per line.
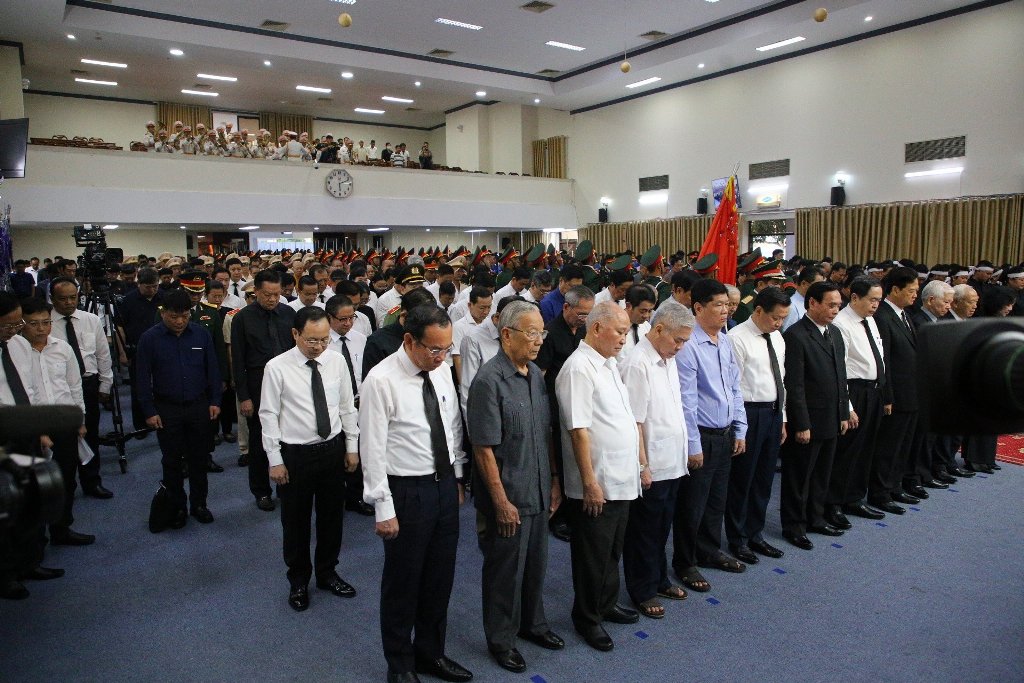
223, 257, 248, 310
367, 140, 379, 160
49, 277, 114, 499
374, 264, 425, 328
619, 303, 694, 619
261, 307, 359, 612
288, 276, 325, 312
781, 266, 825, 332
490, 267, 532, 316
360, 306, 472, 683
520, 270, 553, 304
594, 270, 633, 309
309, 264, 334, 305
451, 286, 493, 383
330, 281, 374, 336
458, 296, 512, 420
725, 287, 791, 563
21, 297, 95, 547
619, 284, 657, 359
26, 257, 40, 284
556, 302, 641, 652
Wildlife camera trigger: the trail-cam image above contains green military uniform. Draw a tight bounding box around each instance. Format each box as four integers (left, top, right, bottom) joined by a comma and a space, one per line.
639, 245, 672, 306
192, 302, 228, 380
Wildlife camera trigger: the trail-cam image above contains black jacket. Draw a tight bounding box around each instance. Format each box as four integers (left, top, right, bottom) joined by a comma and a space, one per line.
783, 315, 850, 439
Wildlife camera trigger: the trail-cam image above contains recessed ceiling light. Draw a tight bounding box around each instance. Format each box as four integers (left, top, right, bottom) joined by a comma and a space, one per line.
340, 71, 354, 79
865, 16, 873, 22
239, 225, 260, 231
425, 228, 431, 232
181, 89, 218, 96
263, 60, 272, 66
81, 58, 127, 68
465, 229, 487, 233
282, 231, 293, 235
179, 226, 187, 230
756, 36, 806, 52
545, 40, 586, 51
698, 63, 705, 69
103, 224, 118, 230
414, 81, 421, 87
75, 78, 117, 86
330, 0, 357, 4
67, 34, 76, 40
313, 227, 320, 231
169, 48, 184, 56
435, 18, 483, 30
367, 227, 389, 232
296, 85, 332, 93
475, 90, 487, 97
381, 96, 414, 104
625, 77, 661, 89
197, 73, 237, 82
354, 108, 386, 114
534, 98, 541, 104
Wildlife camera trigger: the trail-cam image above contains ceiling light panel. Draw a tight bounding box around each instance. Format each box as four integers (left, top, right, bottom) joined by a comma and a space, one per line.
381, 96, 413, 103
354, 108, 386, 114
75, 78, 117, 86
81, 58, 127, 68
756, 36, 806, 52
296, 85, 332, 93
545, 41, 585, 51
181, 89, 218, 96
625, 77, 661, 89
435, 18, 483, 30
197, 73, 237, 82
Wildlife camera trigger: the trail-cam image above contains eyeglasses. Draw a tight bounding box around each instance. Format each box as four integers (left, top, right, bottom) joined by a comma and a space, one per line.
23, 319, 53, 327
508, 327, 548, 341
331, 314, 356, 323
300, 337, 332, 347
0, 321, 26, 332
414, 340, 454, 357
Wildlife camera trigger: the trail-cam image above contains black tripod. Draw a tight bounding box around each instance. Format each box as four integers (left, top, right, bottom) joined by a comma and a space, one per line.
83, 286, 150, 473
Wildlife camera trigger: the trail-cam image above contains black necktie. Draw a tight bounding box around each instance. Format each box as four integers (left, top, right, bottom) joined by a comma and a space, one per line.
319, 294, 325, 303
901, 310, 916, 340
420, 371, 453, 476
340, 337, 358, 396
64, 316, 86, 376
1, 340, 31, 405
822, 325, 835, 355
762, 332, 785, 406
267, 309, 282, 356
632, 324, 639, 344
861, 319, 886, 386
233, 282, 239, 297
307, 359, 331, 440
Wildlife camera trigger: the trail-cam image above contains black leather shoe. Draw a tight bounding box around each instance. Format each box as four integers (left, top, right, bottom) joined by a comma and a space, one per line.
386, 672, 420, 683
190, 506, 214, 524
256, 496, 276, 512
843, 504, 885, 520
783, 532, 814, 550
934, 472, 957, 485
50, 528, 96, 546
83, 484, 114, 499
213, 433, 223, 446
990, 463, 1002, 470
316, 574, 356, 598
604, 604, 639, 624
206, 459, 224, 473
808, 523, 845, 537
288, 586, 309, 612
748, 539, 784, 558
169, 508, 188, 529
893, 492, 920, 505
575, 624, 613, 651
1, 578, 29, 600
222, 432, 237, 443
904, 485, 928, 499
922, 479, 949, 490
730, 545, 759, 564
872, 501, 906, 515
490, 649, 526, 673
518, 630, 565, 650
550, 520, 571, 542
964, 462, 992, 474
825, 509, 852, 530
414, 655, 473, 682
345, 500, 375, 516
21, 566, 65, 581
237, 453, 249, 467
948, 466, 975, 478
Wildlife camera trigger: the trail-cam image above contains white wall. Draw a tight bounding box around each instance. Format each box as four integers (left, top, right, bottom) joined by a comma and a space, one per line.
24, 93, 155, 149
10, 227, 187, 262
566, 2, 1024, 224
0, 46, 24, 120
445, 105, 486, 172
488, 103, 524, 175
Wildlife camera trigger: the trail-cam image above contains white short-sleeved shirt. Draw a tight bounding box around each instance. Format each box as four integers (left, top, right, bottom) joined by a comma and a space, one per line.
729, 318, 787, 409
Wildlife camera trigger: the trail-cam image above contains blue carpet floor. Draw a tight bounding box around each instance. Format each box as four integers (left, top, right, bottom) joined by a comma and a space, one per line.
2, 415, 1022, 683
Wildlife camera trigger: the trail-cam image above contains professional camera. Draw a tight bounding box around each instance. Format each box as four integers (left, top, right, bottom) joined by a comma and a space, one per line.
74, 224, 124, 294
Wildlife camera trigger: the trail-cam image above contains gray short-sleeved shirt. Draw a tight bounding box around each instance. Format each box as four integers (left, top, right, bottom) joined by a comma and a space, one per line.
467, 348, 551, 516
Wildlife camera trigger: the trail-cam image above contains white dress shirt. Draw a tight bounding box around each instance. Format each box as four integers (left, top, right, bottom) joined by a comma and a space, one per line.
489, 282, 524, 316
618, 336, 687, 482
316, 286, 334, 305
618, 320, 651, 360
353, 310, 373, 337
833, 306, 884, 381
451, 314, 483, 357
329, 328, 367, 391
49, 309, 114, 393
594, 287, 626, 309
729, 318, 787, 409
556, 340, 640, 501
520, 289, 538, 303
288, 298, 326, 312
1, 335, 38, 406
223, 279, 248, 309
360, 347, 466, 522
26, 337, 85, 415
458, 319, 501, 419
374, 287, 402, 327
259, 347, 359, 468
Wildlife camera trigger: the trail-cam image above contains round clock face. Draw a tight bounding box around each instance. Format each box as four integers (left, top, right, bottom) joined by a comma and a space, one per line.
326, 168, 354, 198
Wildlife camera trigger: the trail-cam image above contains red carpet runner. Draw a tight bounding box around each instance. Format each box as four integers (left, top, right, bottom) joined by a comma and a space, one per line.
996, 434, 1024, 466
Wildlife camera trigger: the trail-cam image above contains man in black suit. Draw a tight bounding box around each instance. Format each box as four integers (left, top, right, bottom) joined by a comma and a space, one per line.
869, 267, 926, 515
780, 281, 852, 551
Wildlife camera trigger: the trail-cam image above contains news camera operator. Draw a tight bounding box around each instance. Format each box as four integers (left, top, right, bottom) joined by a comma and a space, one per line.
116, 267, 164, 431
314, 135, 341, 165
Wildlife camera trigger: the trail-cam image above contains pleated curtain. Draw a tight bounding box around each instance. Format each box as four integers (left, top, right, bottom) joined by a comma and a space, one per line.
156, 102, 212, 132
531, 136, 568, 178
258, 112, 314, 138
578, 215, 713, 256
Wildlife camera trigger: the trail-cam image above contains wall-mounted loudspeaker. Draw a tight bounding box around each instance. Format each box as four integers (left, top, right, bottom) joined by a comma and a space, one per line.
697, 197, 708, 215
598, 207, 609, 223
830, 186, 846, 207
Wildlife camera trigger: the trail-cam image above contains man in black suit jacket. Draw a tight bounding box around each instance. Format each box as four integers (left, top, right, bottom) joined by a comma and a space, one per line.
869, 267, 928, 515
780, 281, 852, 551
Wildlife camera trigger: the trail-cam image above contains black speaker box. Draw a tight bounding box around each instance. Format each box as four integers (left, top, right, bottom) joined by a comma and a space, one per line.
697, 197, 708, 215
598, 207, 608, 223
830, 186, 846, 207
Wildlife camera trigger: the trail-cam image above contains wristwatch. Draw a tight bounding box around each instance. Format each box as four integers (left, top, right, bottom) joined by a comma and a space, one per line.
639, 463, 647, 472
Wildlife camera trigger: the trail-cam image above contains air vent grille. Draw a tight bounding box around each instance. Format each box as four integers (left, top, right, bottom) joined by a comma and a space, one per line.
428, 49, 455, 58
639, 30, 668, 41
70, 69, 90, 76
639, 175, 669, 192
536, 69, 561, 76
317, 97, 333, 102
521, 1, 555, 13
191, 83, 212, 89
405, 107, 421, 112
260, 20, 290, 31
905, 136, 965, 163
749, 159, 790, 180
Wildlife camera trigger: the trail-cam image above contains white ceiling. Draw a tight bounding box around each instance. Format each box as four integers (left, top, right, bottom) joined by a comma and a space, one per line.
1, 0, 986, 129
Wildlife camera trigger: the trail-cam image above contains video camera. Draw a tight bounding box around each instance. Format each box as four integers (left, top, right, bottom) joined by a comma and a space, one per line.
74, 224, 124, 293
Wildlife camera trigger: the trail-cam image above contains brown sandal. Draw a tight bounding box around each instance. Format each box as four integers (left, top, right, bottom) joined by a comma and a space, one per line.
657, 585, 688, 601
637, 598, 665, 619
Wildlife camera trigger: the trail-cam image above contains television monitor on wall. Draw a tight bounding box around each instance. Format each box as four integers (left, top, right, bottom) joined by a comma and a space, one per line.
0, 118, 29, 179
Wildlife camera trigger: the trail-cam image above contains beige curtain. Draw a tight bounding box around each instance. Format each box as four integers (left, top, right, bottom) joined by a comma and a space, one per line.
258, 112, 314, 138
156, 102, 212, 132
531, 140, 546, 177
531, 136, 568, 178
579, 215, 713, 256
796, 195, 1024, 265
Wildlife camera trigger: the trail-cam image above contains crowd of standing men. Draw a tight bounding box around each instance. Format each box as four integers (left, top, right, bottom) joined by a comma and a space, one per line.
2, 241, 1022, 683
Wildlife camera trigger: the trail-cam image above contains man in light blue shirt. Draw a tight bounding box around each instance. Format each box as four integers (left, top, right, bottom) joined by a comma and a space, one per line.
781, 266, 824, 331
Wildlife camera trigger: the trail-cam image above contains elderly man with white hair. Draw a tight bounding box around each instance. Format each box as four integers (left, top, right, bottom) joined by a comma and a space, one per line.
949, 283, 979, 320
911, 280, 954, 326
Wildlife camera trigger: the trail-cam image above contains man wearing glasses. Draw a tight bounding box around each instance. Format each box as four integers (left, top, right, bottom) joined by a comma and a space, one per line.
260, 307, 360, 612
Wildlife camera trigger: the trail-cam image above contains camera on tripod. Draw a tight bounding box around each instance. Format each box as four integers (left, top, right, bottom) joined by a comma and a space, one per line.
74, 225, 124, 294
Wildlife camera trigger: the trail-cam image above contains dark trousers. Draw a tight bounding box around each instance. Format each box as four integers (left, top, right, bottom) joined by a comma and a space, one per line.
869, 410, 917, 505
933, 435, 962, 473
278, 436, 346, 589
128, 354, 148, 431
155, 399, 211, 510
726, 405, 782, 548
380, 474, 460, 675
673, 431, 732, 573
218, 386, 236, 435
780, 435, 837, 536
79, 374, 102, 489
903, 425, 930, 486
828, 382, 883, 507
245, 370, 272, 499
566, 498, 630, 630
548, 423, 569, 532
480, 511, 550, 652
963, 434, 997, 466
624, 478, 678, 606
49, 432, 80, 533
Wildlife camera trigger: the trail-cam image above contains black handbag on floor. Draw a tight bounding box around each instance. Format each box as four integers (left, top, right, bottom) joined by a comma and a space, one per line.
148, 481, 176, 533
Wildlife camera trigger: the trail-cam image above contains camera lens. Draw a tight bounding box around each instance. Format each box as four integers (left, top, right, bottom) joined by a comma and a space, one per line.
972, 330, 1024, 416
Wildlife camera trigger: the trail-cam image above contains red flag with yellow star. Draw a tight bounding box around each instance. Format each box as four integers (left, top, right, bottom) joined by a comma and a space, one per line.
697, 175, 739, 284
